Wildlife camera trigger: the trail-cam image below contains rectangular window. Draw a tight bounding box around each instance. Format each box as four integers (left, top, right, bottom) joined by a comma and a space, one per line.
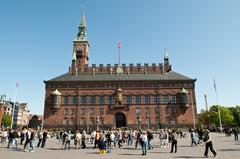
180, 94, 188, 104
71, 108, 75, 116
136, 107, 141, 115
69, 119, 75, 125
171, 95, 177, 104
81, 108, 85, 115
155, 117, 160, 126
154, 106, 159, 115
99, 96, 105, 105
99, 117, 104, 125
145, 107, 150, 116
154, 95, 160, 105
108, 96, 114, 105
89, 118, 94, 126
171, 107, 176, 114
162, 95, 169, 104
144, 96, 150, 105
72, 96, 78, 105
165, 107, 170, 114
135, 95, 141, 105
81, 95, 87, 105
90, 107, 95, 115
63, 96, 68, 105
99, 107, 104, 115
64, 108, 68, 116
80, 118, 85, 126
126, 95, 132, 105
90, 96, 96, 105
63, 119, 68, 125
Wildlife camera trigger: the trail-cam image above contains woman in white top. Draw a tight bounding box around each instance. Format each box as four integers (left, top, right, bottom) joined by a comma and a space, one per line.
140, 131, 148, 155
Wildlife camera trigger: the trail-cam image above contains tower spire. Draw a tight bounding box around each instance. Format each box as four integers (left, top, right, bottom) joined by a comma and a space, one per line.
76, 12, 87, 41
164, 47, 168, 59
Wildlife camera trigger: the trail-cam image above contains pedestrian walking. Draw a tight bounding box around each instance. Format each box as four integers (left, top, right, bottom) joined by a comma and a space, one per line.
170, 130, 178, 153
203, 129, 217, 158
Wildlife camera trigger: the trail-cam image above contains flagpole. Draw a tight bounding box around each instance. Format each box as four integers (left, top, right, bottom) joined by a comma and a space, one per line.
214, 78, 222, 133
118, 41, 121, 66
11, 81, 18, 129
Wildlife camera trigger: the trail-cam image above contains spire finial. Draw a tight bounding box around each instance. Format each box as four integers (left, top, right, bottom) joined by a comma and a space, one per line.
164, 47, 168, 59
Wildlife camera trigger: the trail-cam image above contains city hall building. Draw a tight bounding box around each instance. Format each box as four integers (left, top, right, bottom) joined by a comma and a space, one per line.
43, 14, 197, 131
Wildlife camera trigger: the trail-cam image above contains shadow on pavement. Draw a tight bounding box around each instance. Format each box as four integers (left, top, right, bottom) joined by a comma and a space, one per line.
174, 156, 204, 158
219, 148, 240, 152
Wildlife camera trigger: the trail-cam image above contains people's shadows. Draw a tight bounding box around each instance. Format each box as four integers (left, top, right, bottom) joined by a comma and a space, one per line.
118, 153, 141, 156
174, 156, 204, 158
219, 148, 240, 152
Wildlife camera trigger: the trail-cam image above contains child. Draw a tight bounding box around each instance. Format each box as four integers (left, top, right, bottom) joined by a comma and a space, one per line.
98, 136, 106, 154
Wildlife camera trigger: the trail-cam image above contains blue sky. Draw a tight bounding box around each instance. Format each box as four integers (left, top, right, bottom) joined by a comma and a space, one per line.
0, 0, 239, 114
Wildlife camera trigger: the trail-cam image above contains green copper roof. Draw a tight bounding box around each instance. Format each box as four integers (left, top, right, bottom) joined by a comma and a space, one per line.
80, 12, 87, 28
75, 12, 87, 42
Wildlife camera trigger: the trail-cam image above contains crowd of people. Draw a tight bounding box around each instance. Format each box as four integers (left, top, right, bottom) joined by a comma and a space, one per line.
0, 126, 239, 157
0, 128, 48, 152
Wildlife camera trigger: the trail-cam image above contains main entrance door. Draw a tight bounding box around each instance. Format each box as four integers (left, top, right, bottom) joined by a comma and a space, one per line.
115, 112, 127, 128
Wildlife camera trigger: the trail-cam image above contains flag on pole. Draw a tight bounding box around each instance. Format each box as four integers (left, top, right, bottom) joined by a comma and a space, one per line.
213, 78, 217, 92
16, 81, 19, 88
118, 41, 121, 49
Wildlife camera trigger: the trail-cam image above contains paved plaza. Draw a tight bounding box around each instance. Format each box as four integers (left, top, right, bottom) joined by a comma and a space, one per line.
0, 133, 239, 159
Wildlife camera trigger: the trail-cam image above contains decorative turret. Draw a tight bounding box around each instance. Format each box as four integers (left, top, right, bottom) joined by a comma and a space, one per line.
179, 88, 189, 107
51, 89, 61, 109
163, 48, 171, 73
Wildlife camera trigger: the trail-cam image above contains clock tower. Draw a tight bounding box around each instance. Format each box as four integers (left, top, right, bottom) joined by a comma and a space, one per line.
71, 12, 90, 74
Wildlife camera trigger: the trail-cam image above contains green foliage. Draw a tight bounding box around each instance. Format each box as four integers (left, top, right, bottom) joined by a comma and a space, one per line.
1, 114, 11, 127
227, 105, 240, 126
198, 109, 210, 127
210, 105, 234, 126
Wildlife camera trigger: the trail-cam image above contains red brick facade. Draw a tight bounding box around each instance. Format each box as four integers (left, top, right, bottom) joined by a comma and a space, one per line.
43, 15, 197, 131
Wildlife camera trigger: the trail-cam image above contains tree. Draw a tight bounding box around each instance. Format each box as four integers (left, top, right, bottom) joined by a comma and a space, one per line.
210, 105, 234, 127
198, 109, 210, 127
1, 113, 11, 127
228, 105, 240, 126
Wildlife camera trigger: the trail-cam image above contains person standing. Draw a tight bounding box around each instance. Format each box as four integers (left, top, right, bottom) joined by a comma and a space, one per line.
147, 129, 153, 150
41, 129, 48, 148
190, 129, 198, 146
140, 131, 148, 155
75, 131, 82, 149
81, 130, 87, 149
170, 130, 178, 153
203, 129, 217, 158
7, 129, 13, 148
37, 131, 43, 147
233, 127, 239, 141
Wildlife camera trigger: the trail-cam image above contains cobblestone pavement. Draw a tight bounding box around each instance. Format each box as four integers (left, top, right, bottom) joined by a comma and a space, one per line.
0, 133, 239, 159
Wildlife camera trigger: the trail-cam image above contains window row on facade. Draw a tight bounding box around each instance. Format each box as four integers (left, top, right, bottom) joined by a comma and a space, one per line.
61, 95, 180, 105
63, 106, 177, 116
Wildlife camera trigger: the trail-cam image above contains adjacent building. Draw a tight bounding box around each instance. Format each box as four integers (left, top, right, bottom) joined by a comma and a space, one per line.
28, 114, 43, 129
43, 13, 197, 131
0, 95, 30, 127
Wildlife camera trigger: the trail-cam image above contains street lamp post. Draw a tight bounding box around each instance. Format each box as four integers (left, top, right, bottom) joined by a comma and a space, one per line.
96, 116, 100, 130
138, 116, 142, 130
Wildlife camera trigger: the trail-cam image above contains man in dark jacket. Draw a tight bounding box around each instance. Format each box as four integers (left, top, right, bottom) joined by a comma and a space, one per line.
203, 129, 217, 158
